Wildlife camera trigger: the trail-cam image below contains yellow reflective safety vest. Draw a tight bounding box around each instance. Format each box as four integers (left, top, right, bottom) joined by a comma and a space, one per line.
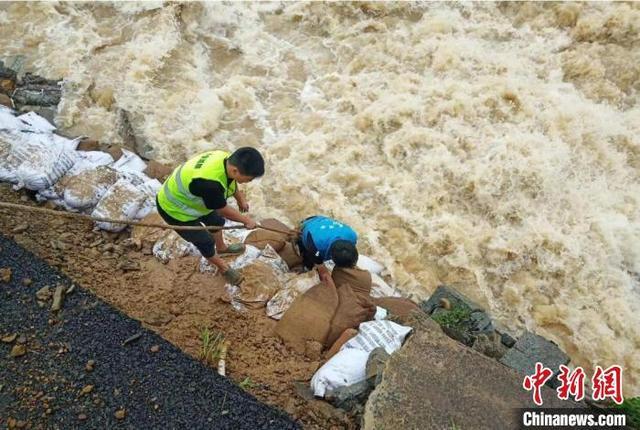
157, 151, 237, 221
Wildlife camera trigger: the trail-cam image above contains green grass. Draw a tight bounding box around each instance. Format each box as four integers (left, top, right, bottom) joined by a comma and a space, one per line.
431, 303, 472, 329
239, 377, 256, 390
613, 397, 640, 429
199, 327, 225, 365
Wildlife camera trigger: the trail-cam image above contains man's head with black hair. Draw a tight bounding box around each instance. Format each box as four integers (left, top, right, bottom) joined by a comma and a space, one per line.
330, 240, 358, 268
227, 147, 265, 183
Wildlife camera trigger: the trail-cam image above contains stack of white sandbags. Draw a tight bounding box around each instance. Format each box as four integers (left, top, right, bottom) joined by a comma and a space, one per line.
0, 107, 78, 190
0, 105, 161, 232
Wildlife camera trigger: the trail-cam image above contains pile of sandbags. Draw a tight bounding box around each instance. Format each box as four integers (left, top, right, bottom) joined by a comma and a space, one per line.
0, 108, 78, 190
311, 320, 413, 397
0, 106, 162, 232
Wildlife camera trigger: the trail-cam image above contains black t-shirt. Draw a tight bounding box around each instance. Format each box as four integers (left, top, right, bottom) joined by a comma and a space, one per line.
189, 176, 233, 210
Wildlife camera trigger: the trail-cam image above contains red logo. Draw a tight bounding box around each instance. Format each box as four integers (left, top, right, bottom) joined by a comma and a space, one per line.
523, 362, 553, 406
556, 365, 586, 401
523, 363, 624, 406
592, 365, 624, 405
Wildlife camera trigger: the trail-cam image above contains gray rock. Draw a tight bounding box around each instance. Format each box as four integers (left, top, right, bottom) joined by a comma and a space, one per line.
472, 332, 508, 360
469, 309, 493, 334
366, 347, 390, 388
420, 285, 485, 315
0, 60, 17, 80
498, 330, 517, 348
363, 323, 581, 430
499, 331, 569, 389
326, 379, 372, 411
13, 85, 61, 107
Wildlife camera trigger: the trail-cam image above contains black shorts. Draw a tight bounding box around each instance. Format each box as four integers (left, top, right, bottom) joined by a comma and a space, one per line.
156, 197, 225, 258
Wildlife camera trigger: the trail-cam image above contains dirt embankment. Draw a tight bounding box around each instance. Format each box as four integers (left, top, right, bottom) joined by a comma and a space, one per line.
0, 184, 357, 429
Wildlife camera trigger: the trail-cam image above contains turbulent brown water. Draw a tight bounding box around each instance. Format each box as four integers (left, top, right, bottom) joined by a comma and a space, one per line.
1, 1, 639, 395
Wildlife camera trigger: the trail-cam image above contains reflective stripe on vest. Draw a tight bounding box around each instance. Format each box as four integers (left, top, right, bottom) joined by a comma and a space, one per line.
157, 151, 236, 221
160, 181, 202, 218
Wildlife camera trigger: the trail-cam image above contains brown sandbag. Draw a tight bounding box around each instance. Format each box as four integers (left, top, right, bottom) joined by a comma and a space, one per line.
244, 230, 287, 252
325, 283, 376, 347
235, 261, 281, 309
278, 242, 303, 269
260, 218, 295, 233
373, 297, 421, 319
245, 218, 295, 252
274, 282, 338, 353
325, 328, 358, 360
331, 267, 372, 299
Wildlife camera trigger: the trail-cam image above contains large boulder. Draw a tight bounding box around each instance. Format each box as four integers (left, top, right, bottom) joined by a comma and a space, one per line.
363, 320, 581, 430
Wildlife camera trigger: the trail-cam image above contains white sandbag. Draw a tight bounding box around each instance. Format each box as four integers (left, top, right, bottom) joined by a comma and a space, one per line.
357, 255, 385, 274
74, 150, 114, 170
111, 148, 147, 173
135, 178, 162, 219
310, 348, 370, 397
17, 111, 57, 133
229, 245, 262, 270
374, 306, 388, 320
0, 106, 23, 129
370, 273, 401, 298
0, 128, 77, 190
342, 320, 412, 355
266, 270, 319, 320
62, 166, 119, 210
153, 230, 200, 262
91, 178, 147, 232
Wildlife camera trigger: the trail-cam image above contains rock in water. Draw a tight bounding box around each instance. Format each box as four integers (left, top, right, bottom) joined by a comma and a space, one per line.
12, 73, 61, 106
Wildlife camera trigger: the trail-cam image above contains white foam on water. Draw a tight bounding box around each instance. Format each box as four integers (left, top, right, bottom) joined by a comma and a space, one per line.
2, 2, 639, 394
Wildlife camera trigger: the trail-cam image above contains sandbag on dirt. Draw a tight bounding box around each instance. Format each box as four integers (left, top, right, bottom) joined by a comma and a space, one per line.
59, 166, 119, 210
324, 267, 375, 347
342, 320, 412, 354
331, 267, 372, 299
131, 213, 167, 249
266, 270, 319, 320
325, 328, 359, 360
275, 281, 338, 353
91, 178, 147, 232
373, 297, 421, 320
326, 284, 376, 347
153, 230, 199, 263
311, 348, 370, 398
225, 261, 282, 309
111, 148, 146, 173
0, 127, 77, 190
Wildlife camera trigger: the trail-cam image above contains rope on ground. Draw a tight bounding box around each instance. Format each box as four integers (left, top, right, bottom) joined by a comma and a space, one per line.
0, 201, 296, 235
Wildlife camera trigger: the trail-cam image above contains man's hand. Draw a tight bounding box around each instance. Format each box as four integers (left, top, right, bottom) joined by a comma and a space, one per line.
243, 217, 257, 230
238, 200, 250, 213
316, 264, 331, 283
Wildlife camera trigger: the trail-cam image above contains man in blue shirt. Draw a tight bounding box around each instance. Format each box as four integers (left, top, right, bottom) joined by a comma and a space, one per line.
298, 215, 359, 270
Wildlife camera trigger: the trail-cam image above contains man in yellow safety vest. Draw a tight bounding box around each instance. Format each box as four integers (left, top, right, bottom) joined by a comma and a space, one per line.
156, 147, 264, 285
